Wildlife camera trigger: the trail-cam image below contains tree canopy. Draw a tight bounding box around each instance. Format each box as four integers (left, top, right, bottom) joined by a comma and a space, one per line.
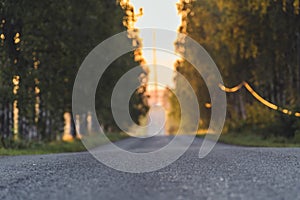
0, 0, 148, 145
171, 0, 300, 137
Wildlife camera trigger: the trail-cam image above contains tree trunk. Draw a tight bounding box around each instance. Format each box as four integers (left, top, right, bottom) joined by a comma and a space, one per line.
70, 113, 76, 138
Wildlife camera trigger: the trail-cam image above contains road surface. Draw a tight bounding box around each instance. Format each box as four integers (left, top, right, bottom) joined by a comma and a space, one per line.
1, 136, 300, 200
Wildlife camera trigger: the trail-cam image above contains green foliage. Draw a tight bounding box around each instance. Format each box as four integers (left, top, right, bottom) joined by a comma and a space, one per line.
215, 132, 300, 147
96, 53, 149, 131
0, 132, 128, 155
294, 129, 300, 143
167, 90, 181, 133
0, 0, 148, 144
224, 102, 300, 139
172, 0, 300, 139
245, 102, 276, 131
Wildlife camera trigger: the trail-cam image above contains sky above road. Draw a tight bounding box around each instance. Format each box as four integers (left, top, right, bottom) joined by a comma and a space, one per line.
131, 0, 181, 88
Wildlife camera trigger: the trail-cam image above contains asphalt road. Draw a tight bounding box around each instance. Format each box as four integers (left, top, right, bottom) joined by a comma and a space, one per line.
1, 136, 300, 200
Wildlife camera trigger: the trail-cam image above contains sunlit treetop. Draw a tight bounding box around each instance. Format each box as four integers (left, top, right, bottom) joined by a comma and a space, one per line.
118, 0, 147, 67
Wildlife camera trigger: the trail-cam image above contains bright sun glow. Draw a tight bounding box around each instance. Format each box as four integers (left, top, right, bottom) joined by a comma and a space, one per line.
131, 0, 181, 88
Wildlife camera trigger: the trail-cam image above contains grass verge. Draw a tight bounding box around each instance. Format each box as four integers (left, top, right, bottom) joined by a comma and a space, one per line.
212, 132, 300, 147
0, 132, 128, 156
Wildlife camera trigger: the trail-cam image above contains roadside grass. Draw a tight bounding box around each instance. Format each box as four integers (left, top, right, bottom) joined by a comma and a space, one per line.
0, 132, 128, 156
2, 131, 299, 156
206, 132, 300, 147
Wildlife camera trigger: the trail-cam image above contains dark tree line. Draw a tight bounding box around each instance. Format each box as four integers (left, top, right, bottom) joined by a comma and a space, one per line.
0, 0, 148, 147
171, 0, 300, 137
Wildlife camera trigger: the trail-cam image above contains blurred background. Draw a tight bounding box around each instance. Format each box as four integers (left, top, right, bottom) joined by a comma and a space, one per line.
1, 0, 300, 155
